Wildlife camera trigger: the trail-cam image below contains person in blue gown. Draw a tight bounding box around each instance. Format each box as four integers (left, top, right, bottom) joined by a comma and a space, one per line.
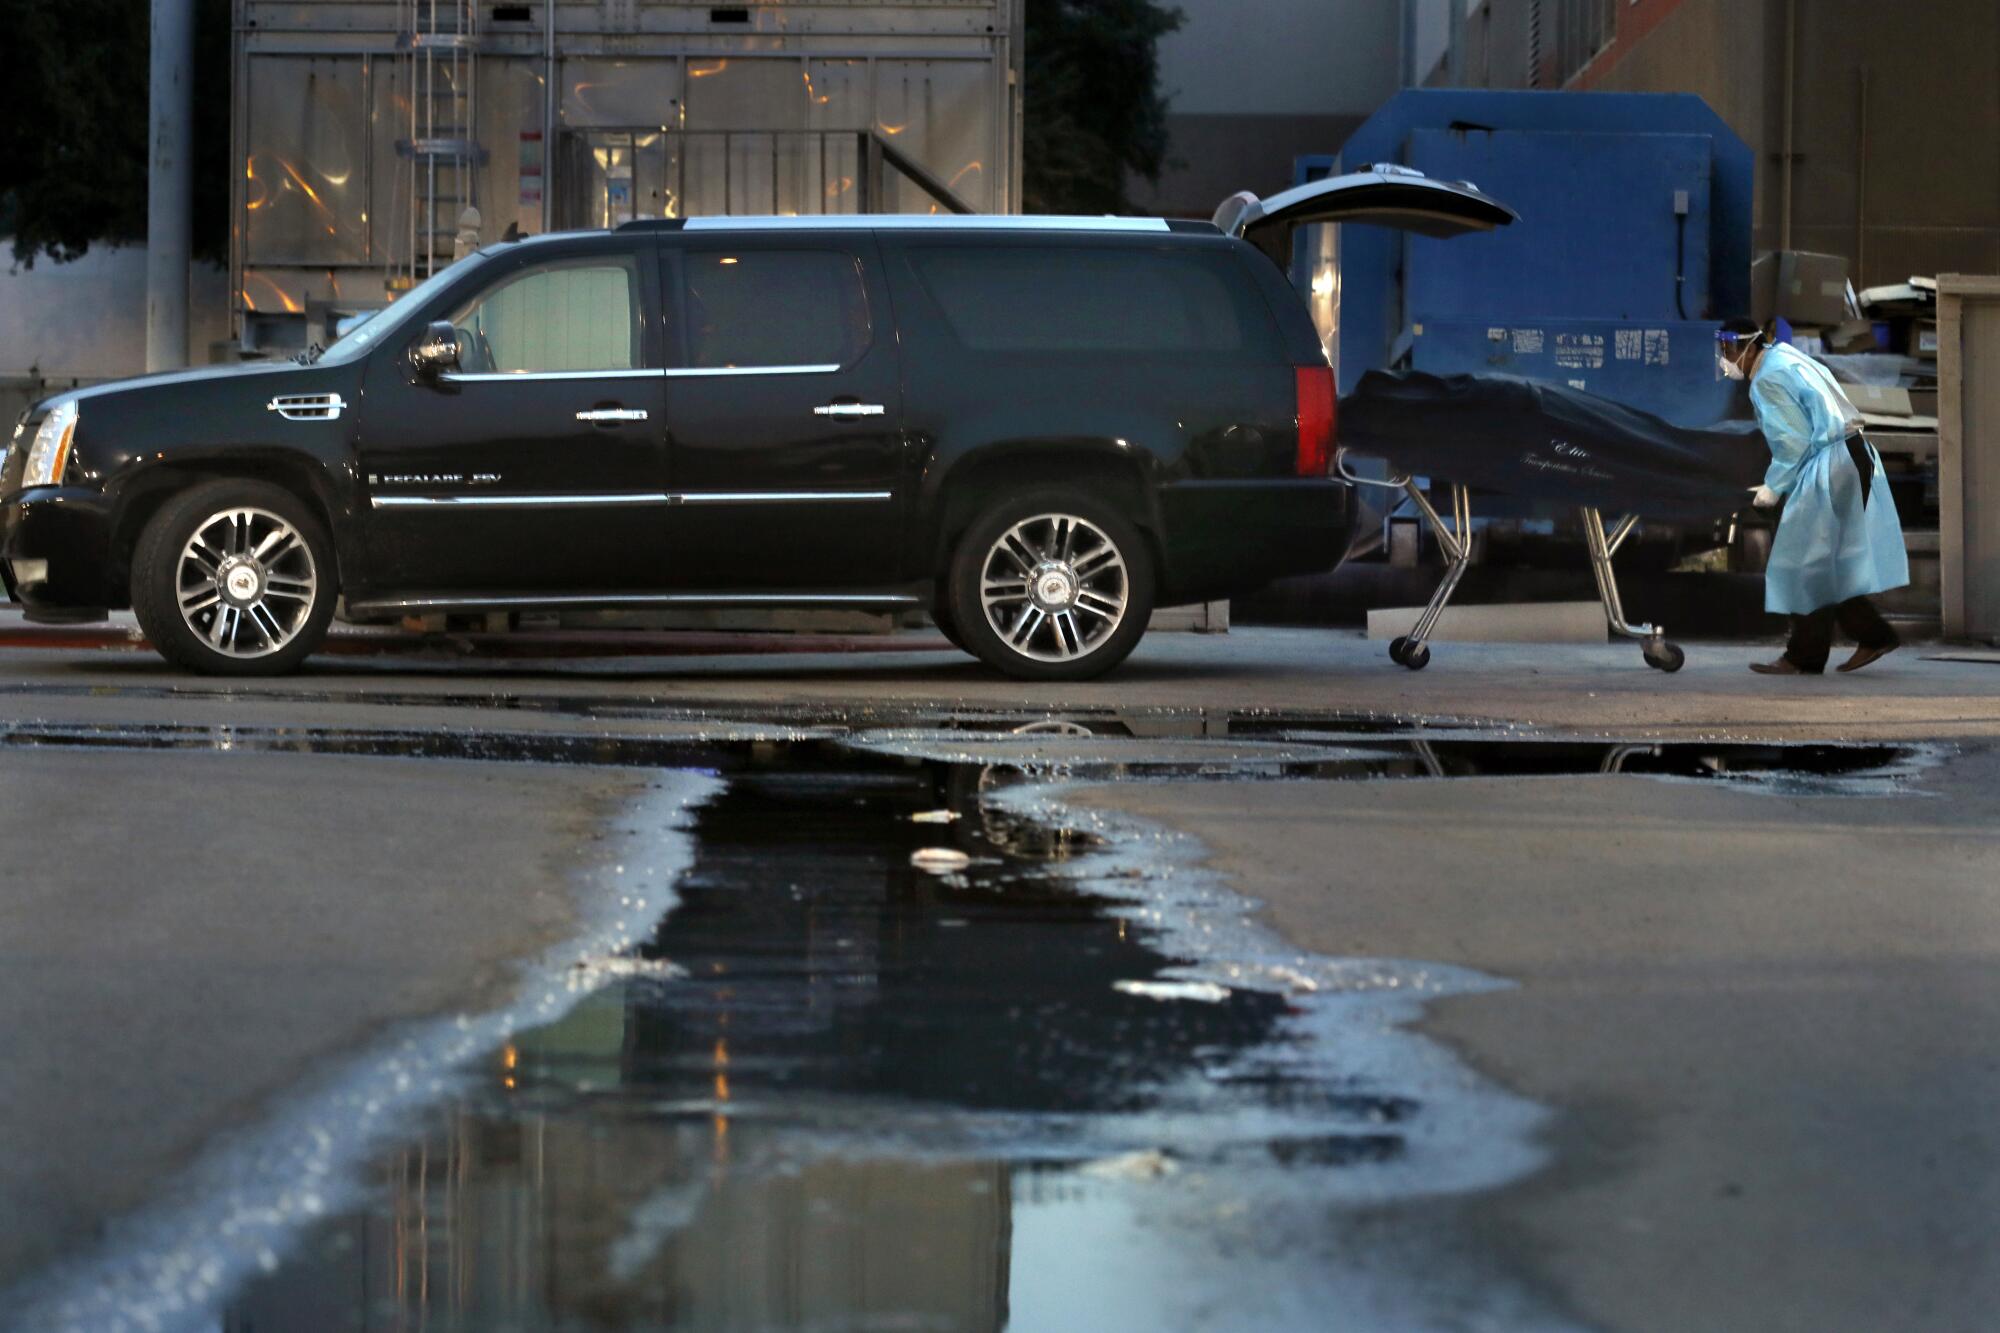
1719, 318, 1908, 674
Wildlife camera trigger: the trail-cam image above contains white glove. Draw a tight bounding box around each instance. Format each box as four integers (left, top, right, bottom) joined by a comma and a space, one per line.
1750, 485, 1780, 509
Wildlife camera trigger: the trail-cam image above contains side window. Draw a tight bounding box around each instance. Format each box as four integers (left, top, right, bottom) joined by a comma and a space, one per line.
907, 246, 1273, 358
446, 255, 644, 374
681, 250, 870, 370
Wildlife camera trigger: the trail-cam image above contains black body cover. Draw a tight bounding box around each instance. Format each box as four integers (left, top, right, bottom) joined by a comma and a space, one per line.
1340, 370, 1769, 520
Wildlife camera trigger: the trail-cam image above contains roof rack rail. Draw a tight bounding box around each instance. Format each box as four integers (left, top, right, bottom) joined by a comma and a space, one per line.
669, 215, 1173, 233
608, 215, 1220, 237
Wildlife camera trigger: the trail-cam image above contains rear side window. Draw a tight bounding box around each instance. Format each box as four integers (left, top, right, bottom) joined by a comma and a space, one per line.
682, 250, 872, 369
907, 246, 1275, 356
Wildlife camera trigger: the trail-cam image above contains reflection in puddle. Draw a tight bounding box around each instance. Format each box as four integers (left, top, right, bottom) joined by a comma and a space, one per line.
213, 741, 1561, 1332
0, 713, 1923, 797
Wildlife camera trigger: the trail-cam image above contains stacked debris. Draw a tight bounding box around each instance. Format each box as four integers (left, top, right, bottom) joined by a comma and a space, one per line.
1843, 276, 1940, 404
1819, 274, 1939, 489
1752, 251, 1938, 418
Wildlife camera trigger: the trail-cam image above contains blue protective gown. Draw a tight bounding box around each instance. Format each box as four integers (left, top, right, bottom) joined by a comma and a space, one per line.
1749, 342, 1908, 615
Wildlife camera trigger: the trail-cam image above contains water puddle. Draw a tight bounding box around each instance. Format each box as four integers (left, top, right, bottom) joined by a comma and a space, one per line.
2, 722, 1930, 1331
0, 713, 1927, 797
202, 739, 1560, 1332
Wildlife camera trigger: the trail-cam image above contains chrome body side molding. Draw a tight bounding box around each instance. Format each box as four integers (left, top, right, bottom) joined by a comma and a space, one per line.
672, 491, 892, 505
440, 368, 664, 383
370, 490, 893, 510
345, 590, 922, 615
660, 364, 841, 378
372, 493, 671, 509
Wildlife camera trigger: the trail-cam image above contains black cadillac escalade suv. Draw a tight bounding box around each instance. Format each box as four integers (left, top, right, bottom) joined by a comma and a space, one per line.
0, 170, 1511, 678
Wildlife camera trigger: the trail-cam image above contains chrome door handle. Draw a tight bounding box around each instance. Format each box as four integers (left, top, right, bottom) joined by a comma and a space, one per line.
812, 403, 886, 418
576, 408, 648, 422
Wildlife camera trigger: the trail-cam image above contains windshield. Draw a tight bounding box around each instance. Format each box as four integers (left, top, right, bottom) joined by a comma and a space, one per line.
316, 255, 488, 366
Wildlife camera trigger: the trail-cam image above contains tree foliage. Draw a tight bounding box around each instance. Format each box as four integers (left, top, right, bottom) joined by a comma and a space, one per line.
0, 0, 231, 267
1022, 0, 1184, 215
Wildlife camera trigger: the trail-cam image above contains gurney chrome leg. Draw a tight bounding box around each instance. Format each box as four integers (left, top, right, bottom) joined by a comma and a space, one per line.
1389, 481, 1472, 671
1580, 508, 1685, 673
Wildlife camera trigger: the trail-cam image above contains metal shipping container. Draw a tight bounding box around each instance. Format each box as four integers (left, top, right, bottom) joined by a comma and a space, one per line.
232, 0, 1023, 351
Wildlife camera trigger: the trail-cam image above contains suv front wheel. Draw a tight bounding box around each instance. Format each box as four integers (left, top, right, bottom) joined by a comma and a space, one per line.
947, 490, 1155, 681
130, 479, 337, 676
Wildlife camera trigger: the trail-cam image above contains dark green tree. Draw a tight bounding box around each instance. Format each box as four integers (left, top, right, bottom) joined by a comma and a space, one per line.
1022, 0, 1184, 215
0, 0, 231, 267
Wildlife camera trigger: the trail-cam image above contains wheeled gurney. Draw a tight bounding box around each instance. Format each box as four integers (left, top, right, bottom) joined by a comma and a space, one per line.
1335, 370, 1771, 673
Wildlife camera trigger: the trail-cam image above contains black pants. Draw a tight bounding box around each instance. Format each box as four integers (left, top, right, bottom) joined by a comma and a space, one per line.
1786, 597, 1896, 672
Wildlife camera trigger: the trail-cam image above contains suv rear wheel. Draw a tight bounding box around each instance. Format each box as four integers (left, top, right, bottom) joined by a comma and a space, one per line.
130, 479, 336, 676
947, 490, 1154, 681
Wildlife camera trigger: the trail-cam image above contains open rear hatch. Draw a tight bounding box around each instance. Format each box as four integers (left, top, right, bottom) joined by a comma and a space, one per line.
1216, 164, 1517, 266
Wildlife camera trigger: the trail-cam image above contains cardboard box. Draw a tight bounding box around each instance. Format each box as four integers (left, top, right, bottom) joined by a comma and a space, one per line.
1909, 319, 1938, 359
1777, 251, 1853, 326
1909, 387, 1939, 416
1843, 384, 1913, 417
1788, 328, 1826, 358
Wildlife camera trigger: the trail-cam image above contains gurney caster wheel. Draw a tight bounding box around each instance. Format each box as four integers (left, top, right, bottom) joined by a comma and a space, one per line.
1391, 637, 1430, 671
1389, 636, 1410, 666
1643, 639, 1685, 673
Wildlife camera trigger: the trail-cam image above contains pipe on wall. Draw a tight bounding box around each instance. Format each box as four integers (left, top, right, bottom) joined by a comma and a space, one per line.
1856, 64, 1869, 281
1779, 0, 1796, 252
146, 0, 195, 371
542, 0, 558, 235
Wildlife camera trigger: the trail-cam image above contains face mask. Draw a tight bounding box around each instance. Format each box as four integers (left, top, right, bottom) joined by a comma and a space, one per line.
1719, 352, 1746, 381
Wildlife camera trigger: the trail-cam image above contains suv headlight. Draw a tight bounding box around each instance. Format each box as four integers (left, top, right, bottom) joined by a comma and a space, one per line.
24, 400, 78, 487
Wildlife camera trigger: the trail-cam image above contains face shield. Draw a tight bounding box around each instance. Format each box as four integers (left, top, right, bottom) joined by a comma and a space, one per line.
1716, 330, 1758, 381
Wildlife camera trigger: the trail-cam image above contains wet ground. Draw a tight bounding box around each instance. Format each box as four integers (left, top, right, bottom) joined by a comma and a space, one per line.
220, 733, 1918, 1333
1, 626, 1993, 1331
0, 692, 1935, 1333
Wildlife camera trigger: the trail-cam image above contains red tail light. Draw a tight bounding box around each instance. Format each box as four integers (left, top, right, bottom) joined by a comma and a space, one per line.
1295, 364, 1336, 477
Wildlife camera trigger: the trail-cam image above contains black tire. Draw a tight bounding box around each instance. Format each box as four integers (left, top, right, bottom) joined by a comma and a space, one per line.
930, 601, 969, 653
1389, 635, 1411, 666
130, 479, 337, 676
1401, 642, 1431, 671
947, 489, 1155, 682
1644, 640, 1686, 674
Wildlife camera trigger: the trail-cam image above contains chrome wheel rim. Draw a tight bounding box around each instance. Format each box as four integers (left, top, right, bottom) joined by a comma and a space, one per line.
977, 513, 1129, 663
175, 507, 319, 658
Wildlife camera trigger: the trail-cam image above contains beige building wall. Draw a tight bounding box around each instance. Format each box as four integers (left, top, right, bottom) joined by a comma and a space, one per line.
1589, 0, 2000, 287
1437, 0, 2000, 289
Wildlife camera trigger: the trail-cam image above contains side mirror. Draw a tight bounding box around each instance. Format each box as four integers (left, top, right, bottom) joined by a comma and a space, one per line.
411, 321, 461, 379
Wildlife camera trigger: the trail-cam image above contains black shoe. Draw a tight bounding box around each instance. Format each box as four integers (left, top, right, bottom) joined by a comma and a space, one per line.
1836, 639, 1900, 673
1749, 657, 1822, 675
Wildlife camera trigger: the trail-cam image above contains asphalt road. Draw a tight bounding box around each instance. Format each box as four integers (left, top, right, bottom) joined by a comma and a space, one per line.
0, 747, 649, 1295
0, 627, 1996, 1330
0, 624, 1996, 738
1076, 747, 2000, 1332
